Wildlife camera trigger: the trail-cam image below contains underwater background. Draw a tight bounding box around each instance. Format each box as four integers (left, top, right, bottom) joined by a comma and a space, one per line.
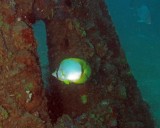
105, 0, 160, 127
33, 0, 160, 127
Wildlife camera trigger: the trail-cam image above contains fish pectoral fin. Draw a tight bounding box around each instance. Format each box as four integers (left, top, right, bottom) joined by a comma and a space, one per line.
52, 71, 57, 78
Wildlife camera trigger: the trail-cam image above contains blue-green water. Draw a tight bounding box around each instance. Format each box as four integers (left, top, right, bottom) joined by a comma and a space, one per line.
105, 0, 160, 127
32, 20, 49, 87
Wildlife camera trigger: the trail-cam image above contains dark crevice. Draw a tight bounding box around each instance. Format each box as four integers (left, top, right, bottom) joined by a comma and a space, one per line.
45, 79, 63, 123
64, 0, 72, 8
32, 20, 63, 123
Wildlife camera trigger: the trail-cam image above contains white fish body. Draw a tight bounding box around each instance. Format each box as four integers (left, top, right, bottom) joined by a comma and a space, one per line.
52, 59, 82, 82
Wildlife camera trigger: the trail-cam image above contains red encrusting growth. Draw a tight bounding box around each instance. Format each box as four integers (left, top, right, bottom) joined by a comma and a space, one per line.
21, 28, 36, 48
21, 13, 36, 24
4, 15, 15, 24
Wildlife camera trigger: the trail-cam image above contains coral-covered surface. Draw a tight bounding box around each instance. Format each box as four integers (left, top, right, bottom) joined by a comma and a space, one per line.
0, 1, 52, 127
0, 0, 155, 128
46, 0, 155, 128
